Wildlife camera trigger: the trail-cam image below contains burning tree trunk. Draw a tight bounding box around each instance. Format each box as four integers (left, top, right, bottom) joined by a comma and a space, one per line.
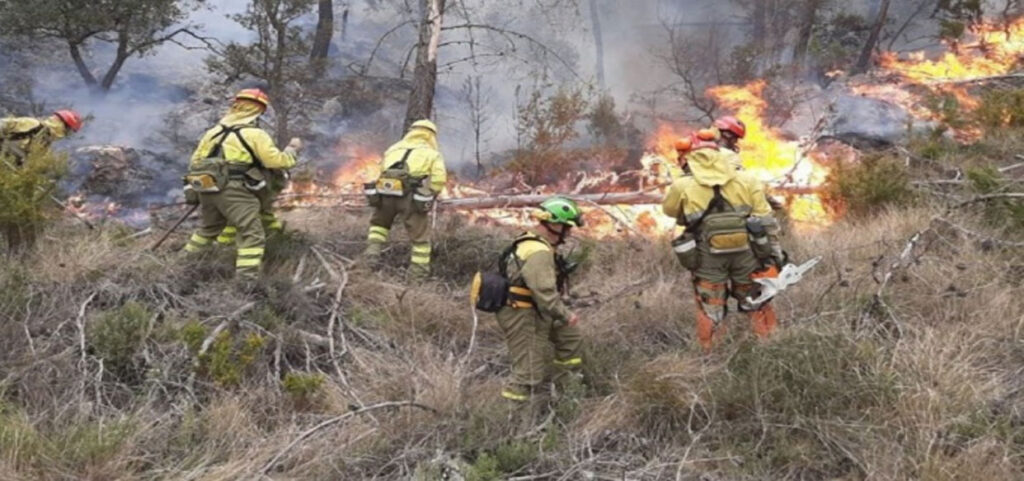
404, 0, 446, 130
310, 0, 334, 72
854, 0, 891, 74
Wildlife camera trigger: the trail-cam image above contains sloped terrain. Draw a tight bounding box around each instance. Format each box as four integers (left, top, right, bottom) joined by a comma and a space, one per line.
1, 174, 1022, 480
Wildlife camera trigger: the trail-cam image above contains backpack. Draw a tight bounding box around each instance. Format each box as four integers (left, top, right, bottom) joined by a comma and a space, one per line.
470, 235, 543, 313
686, 184, 751, 255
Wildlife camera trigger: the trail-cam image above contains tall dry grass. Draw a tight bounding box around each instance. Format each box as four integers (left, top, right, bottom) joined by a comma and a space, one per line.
0, 192, 1021, 480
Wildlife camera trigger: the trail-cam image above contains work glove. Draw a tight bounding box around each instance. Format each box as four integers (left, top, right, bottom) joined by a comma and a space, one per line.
567, 312, 580, 328
286, 137, 304, 153
183, 185, 199, 205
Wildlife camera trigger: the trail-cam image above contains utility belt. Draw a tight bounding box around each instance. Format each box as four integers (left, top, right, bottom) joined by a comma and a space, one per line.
364, 173, 435, 212
184, 158, 266, 194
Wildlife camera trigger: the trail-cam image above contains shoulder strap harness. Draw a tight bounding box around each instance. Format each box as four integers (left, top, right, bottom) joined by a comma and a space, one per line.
683, 184, 735, 234
206, 125, 265, 168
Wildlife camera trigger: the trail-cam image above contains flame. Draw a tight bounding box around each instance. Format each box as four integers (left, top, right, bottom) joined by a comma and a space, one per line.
705, 81, 834, 226
855, 17, 1024, 141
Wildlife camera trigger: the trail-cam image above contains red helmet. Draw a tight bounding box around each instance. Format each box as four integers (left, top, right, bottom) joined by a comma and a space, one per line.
54, 110, 83, 132
714, 116, 746, 138
234, 88, 270, 108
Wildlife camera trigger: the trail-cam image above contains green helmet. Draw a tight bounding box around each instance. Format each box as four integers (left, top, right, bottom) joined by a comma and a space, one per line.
537, 196, 584, 227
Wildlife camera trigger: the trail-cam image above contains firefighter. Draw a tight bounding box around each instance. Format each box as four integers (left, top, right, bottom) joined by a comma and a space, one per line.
713, 116, 745, 154
662, 145, 785, 352
0, 110, 83, 166
713, 115, 784, 210
496, 197, 584, 402
182, 89, 302, 280
362, 119, 447, 279
0, 110, 83, 252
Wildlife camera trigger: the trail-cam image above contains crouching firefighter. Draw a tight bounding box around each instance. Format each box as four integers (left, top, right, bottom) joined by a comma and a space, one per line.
471, 197, 585, 402
0, 110, 84, 253
182, 89, 301, 280
662, 145, 785, 352
362, 119, 447, 279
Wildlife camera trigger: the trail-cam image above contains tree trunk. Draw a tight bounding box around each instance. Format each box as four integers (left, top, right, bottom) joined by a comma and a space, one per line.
791, 0, 822, 70
404, 0, 446, 130
100, 31, 131, 91
854, 0, 891, 74
310, 0, 334, 71
67, 42, 99, 88
589, 0, 606, 90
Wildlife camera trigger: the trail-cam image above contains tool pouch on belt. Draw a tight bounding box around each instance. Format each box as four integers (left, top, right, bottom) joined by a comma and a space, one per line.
241, 167, 267, 192
746, 217, 773, 261
412, 181, 435, 213
376, 168, 408, 197
185, 158, 228, 193
701, 211, 750, 254
672, 232, 700, 270
363, 182, 382, 208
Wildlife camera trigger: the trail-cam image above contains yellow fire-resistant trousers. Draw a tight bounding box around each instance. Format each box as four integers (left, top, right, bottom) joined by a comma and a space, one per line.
218, 180, 283, 245
183, 181, 265, 279
495, 305, 583, 401
364, 194, 431, 276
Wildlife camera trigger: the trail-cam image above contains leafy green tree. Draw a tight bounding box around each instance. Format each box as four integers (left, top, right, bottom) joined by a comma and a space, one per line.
0, 0, 208, 92
206, 0, 317, 145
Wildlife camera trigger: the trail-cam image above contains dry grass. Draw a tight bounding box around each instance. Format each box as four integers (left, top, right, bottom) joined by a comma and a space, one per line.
0, 190, 1022, 480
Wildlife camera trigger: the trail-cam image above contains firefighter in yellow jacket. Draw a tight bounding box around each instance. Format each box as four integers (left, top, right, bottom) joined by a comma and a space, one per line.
496, 197, 584, 402
363, 120, 447, 278
662, 145, 785, 351
182, 89, 301, 279
1, 110, 84, 252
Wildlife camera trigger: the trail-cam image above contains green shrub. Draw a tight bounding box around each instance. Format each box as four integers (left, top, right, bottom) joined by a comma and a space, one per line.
181, 321, 266, 387
0, 147, 68, 252
973, 89, 1024, 129
282, 372, 325, 409
825, 153, 914, 215
966, 166, 1024, 231
466, 440, 539, 481
88, 302, 152, 380
711, 333, 897, 421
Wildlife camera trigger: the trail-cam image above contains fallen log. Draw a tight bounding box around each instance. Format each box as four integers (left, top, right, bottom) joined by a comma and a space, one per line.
280, 186, 821, 210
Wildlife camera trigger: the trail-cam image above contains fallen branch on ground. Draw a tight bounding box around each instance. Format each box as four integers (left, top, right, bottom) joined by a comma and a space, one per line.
257, 401, 438, 475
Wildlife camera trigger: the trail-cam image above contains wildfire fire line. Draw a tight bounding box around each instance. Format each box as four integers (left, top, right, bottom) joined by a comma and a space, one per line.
66, 17, 1020, 239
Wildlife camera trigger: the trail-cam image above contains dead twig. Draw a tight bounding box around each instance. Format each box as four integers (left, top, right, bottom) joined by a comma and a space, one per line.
76, 292, 98, 365
257, 401, 438, 475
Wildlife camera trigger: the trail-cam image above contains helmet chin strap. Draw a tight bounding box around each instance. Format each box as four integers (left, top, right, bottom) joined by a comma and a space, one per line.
542, 222, 570, 245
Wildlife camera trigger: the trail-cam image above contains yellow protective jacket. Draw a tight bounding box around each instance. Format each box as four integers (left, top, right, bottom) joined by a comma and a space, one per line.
506, 232, 571, 325
719, 148, 744, 170
0, 116, 68, 162
189, 106, 296, 170
662, 148, 774, 226
380, 127, 447, 193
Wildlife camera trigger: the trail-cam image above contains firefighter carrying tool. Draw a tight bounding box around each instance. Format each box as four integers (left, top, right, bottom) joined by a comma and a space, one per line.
662, 145, 787, 352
